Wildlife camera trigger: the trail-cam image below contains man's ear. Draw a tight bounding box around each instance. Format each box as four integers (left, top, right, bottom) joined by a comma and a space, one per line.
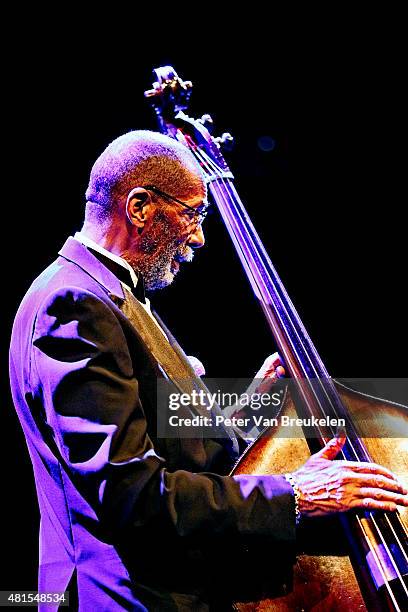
126, 187, 152, 229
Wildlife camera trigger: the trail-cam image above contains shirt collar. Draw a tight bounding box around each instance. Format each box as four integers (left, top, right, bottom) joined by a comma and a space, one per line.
74, 231, 138, 291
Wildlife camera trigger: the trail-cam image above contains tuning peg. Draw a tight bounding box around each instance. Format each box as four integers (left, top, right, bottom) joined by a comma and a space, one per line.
198, 114, 214, 132
214, 132, 234, 151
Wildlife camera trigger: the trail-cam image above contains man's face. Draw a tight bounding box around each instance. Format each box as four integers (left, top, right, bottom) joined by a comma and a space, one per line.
125, 185, 207, 291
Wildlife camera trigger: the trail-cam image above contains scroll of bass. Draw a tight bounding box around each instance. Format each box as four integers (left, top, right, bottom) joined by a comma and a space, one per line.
145, 66, 408, 611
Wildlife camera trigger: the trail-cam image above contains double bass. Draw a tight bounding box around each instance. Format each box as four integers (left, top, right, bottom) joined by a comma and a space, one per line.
144, 66, 408, 611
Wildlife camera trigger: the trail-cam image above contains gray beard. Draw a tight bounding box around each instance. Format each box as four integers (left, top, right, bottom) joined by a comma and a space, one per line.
123, 211, 194, 291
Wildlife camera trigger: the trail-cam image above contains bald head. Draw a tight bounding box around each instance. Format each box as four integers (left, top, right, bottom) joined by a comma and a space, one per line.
85, 130, 205, 223
82, 130, 207, 292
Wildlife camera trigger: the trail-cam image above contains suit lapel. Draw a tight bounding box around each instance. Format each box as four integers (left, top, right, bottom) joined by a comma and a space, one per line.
117, 288, 239, 453
119, 288, 197, 390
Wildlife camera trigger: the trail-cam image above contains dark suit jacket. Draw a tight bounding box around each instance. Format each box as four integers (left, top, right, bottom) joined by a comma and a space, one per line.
9, 237, 295, 611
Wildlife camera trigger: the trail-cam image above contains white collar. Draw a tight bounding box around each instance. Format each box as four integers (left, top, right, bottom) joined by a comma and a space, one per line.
74, 231, 139, 290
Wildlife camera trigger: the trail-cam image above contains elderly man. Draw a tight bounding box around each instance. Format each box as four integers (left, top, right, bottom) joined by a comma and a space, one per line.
9, 131, 408, 611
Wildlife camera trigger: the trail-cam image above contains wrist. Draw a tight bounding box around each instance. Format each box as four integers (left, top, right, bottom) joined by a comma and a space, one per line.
285, 473, 302, 525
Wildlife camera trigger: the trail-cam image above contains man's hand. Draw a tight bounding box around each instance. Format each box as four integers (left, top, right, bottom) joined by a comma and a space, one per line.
223, 353, 286, 422
292, 436, 408, 517
245, 352, 286, 397
187, 355, 206, 377
254, 352, 285, 390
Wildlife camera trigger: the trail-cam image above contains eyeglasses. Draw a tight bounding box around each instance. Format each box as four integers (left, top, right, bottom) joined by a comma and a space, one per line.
142, 184, 209, 225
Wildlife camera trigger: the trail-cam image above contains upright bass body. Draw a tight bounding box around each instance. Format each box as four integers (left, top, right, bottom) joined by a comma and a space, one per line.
232, 382, 408, 611
145, 66, 408, 611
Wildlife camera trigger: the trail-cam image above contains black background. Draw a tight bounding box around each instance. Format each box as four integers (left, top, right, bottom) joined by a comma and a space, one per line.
2, 29, 406, 592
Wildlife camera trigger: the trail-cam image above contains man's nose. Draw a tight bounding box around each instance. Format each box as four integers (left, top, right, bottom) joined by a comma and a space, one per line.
187, 224, 205, 249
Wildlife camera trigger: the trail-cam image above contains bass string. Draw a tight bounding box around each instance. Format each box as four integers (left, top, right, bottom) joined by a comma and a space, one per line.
205, 171, 408, 573
205, 158, 408, 589
196, 146, 370, 444
200, 160, 334, 438
356, 514, 404, 611
367, 514, 408, 598
195, 148, 352, 431
221, 182, 373, 449
194, 146, 340, 433
192, 150, 389, 451
210, 179, 408, 600
209, 178, 408, 601
194, 149, 373, 482
202, 160, 379, 482
196, 157, 334, 441
191, 143, 408, 599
